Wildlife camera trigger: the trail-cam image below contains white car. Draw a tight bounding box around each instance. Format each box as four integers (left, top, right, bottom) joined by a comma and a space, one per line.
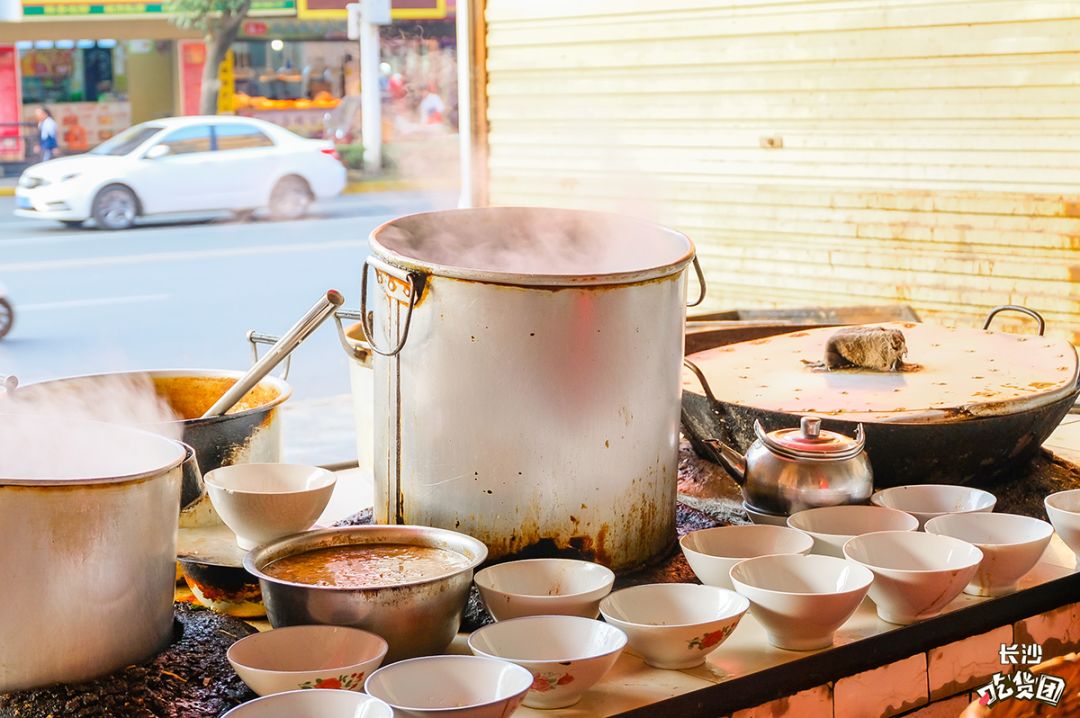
14, 116, 347, 230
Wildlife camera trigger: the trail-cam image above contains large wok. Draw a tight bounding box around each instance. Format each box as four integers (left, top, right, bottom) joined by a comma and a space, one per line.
682, 308, 1080, 488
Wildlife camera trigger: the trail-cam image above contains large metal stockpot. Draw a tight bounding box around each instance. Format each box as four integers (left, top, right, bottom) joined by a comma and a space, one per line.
0, 414, 186, 691
345, 207, 703, 571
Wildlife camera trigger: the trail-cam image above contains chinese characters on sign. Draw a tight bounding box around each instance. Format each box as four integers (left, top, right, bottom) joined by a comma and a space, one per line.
977, 643, 1067, 709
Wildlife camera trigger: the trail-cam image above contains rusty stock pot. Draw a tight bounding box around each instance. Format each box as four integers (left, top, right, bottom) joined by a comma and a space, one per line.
0, 414, 187, 691
337, 207, 705, 572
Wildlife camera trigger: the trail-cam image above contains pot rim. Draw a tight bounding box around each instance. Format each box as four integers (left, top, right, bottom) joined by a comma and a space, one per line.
0, 413, 186, 486
17, 368, 292, 427
244, 525, 489, 591
370, 207, 696, 287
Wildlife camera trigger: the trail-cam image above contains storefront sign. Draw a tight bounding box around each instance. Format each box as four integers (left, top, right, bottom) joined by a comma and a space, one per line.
21, 0, 295, 19
217, 49, 235, 114
177, 39, 204, 116
297, 0, 445, 21
0, 45, 22, 162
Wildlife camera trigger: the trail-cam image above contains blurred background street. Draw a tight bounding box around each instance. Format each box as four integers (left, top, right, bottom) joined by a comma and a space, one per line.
0, 190, 456, 462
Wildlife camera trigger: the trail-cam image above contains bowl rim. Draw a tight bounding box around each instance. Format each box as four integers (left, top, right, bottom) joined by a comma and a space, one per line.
598, 583, 750, 629
842, 530, 985, 573
226, 625, 389, 675
728, 553, 875, 595
679, 524, 814, 558
869, 485, 997, 513
923, 512, 1055, 548
786, 505, 920, 536
364, 655, 533, 712
473, 558, 615, 600
466, 614, 627, 664
221, 688, 392, 717
1045, 489, 1080, 514
204, 464, 337, 495
244, 526, 488, 591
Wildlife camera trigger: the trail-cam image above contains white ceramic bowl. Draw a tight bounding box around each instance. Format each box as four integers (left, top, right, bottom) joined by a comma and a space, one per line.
729, 554, 873, 651
467, 615, 626, 709
787, 505, 919, 558
844, 530, 983, 625
222, 689, 393, 718
204, 463, 336, 549
680, 525, 814, 589
473, 558, 615, 621
1045, 489, 1080, 566
365, 655, 533, 718
598, 583, 748, 669
743, 502, 790, 526
924, 513, 1054, 597
227, 625, 388, 696
870, 485, 996, 529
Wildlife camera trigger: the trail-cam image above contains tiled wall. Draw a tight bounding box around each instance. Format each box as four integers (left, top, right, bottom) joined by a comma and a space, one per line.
723, 602, 1080, 718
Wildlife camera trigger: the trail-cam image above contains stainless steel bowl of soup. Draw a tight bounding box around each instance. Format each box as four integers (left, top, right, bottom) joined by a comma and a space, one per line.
244, 526, 488, 662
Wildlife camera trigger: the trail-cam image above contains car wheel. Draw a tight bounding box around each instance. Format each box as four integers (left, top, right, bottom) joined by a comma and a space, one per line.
60, 220, 83, 229
0, 298, 13, 340
268, 176, 312, 221
92, 185, 138, 230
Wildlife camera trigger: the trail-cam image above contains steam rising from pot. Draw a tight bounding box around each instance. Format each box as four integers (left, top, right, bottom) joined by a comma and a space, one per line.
375, 207, 690, 276
0, 373, 183, 480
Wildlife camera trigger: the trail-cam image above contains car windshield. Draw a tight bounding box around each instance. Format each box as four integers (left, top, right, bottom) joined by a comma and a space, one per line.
89, 124, 164, 156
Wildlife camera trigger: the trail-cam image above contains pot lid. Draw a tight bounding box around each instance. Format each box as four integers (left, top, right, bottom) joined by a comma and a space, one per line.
683, 322, 1079, 423
759, 417, 864, 459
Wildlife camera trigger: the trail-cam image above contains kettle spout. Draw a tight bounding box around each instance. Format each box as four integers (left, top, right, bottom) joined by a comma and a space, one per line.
703, 438, 748, 485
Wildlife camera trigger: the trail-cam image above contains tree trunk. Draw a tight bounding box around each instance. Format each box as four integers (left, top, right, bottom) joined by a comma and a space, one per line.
197, 0, 253, 115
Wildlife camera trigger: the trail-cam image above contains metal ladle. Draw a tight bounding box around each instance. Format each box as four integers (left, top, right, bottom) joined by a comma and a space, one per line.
200, 290, 345, 419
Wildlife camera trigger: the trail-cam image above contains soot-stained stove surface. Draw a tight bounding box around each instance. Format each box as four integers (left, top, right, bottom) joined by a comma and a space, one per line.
0, 604, 256, 718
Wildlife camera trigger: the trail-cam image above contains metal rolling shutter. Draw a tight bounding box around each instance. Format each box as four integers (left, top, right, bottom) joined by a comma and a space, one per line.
483, 0, 1080, 341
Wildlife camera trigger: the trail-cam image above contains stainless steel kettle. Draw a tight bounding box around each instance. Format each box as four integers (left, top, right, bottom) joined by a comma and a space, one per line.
705, 416, 873, 516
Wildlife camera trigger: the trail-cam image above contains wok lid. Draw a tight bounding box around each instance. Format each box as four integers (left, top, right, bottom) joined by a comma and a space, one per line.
683, 322, 1079, 424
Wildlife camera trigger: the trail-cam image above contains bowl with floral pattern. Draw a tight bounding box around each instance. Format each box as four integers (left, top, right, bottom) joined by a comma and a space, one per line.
467, 615, 626, 709
599, 583, 749, 669
227, 625, 388, 696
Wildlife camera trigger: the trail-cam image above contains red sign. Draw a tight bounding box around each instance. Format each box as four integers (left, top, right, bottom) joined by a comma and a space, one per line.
0, 45, 22, 161
243, 21, 268, 35
177, 39, 206, 116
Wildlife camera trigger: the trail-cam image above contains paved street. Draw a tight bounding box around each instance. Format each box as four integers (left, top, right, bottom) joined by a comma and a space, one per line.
0, 191, 456, 462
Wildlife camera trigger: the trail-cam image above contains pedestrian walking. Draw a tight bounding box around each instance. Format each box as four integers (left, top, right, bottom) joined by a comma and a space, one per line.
36, 107, 58, 161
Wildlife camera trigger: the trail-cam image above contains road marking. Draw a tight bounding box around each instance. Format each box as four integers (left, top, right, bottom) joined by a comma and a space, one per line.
0, 238, 369, 273
18, 293, 170, 311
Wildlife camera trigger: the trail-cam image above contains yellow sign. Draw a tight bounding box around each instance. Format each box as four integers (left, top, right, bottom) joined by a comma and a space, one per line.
296, 0, 445, 21
217, 49, 236, 114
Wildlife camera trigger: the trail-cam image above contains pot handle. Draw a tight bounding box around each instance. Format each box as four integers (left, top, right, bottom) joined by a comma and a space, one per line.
333, 308, 373, 365
983, 305, 1045, 336
247, 331, 292, 380
688, 255, 707, 308
360, 255, 425, 357
0, 374, 16, 394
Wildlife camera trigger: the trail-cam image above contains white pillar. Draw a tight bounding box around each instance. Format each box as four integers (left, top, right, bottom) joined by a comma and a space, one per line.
359, 19, 382, 174
455, 0, 473, 208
